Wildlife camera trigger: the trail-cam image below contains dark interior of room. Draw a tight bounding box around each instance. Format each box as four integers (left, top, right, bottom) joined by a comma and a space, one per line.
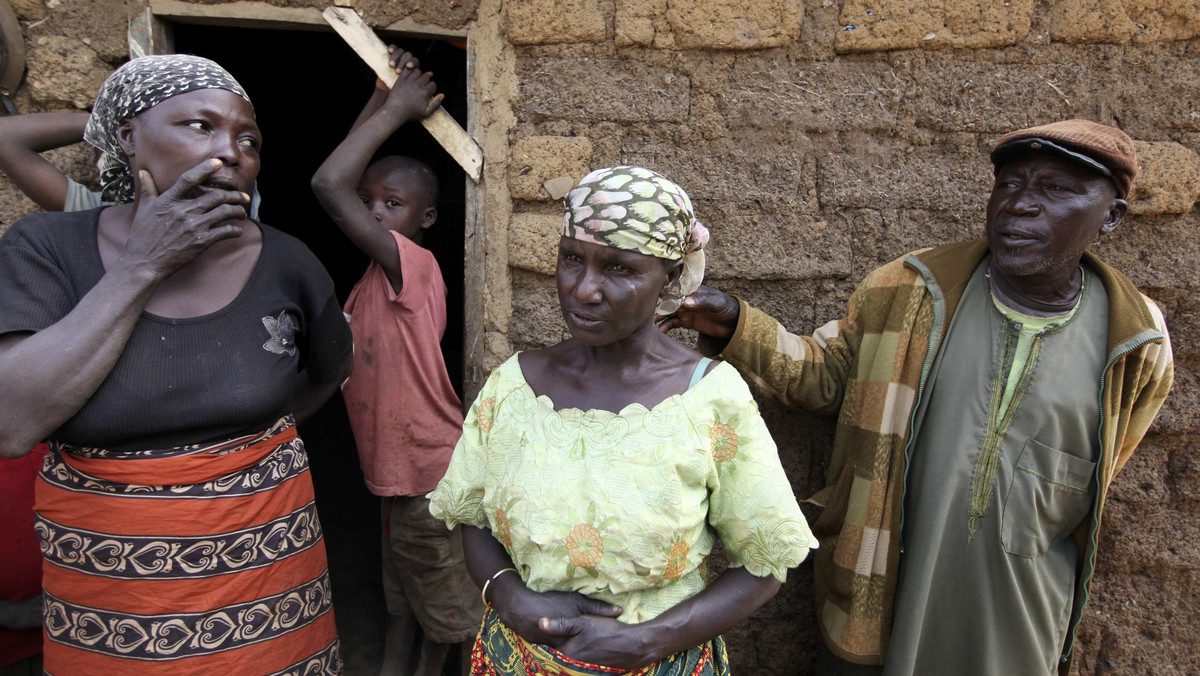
172, 23, 469, 674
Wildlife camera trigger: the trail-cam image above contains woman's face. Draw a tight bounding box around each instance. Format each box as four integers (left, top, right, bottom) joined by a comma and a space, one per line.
118, 88, 261, 197
556, 236, 678, 346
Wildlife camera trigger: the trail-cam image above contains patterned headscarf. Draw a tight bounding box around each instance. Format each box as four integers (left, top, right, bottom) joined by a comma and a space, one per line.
84, 55, 252, 204
562, 166, 709, 315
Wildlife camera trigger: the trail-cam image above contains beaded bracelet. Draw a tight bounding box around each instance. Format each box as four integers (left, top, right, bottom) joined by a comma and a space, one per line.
481, 567, 517, 610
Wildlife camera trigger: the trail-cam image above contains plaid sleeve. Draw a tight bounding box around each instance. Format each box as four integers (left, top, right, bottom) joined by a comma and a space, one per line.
1108, 294, 1174, 479
714, 293, 864, 417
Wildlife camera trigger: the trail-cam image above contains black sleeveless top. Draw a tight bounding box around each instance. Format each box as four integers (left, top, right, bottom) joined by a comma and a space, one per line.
0, 208, 352, 451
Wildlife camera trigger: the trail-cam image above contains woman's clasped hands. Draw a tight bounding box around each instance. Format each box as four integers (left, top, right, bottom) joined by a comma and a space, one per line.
487, 570, 620, 638
538, 612, 666, 670
490, 573, 664, 670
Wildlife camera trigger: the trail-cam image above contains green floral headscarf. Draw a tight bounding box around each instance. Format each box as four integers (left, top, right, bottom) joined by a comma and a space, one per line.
562, 166, 709, 315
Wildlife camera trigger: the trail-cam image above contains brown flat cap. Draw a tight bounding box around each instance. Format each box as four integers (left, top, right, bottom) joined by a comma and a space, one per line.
991, 119, 1138, 199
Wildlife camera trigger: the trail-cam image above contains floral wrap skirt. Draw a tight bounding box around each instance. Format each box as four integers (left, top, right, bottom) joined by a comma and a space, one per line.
470, 608, 729, 676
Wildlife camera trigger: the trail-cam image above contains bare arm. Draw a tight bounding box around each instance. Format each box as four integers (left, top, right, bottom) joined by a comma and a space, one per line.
540, 567, 780, 669
0, 112, 91, 211
311, 52, 442, 292
462, 525, 623, 648
0, 265, 159, 456
347, 46, 415, 133
0, 161, 250, 457
348, 83, 388, 134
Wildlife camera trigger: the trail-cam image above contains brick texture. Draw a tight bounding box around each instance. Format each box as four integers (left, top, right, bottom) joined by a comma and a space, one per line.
509, 136, 594, 201
506, 0, 607, 45
615, 0, 804, 50
1048, 0, 1200, 45
834, 0, 1034, 53
1130, 141, 1200, 215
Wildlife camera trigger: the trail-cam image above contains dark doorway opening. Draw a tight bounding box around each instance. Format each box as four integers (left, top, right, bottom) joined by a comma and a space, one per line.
171, 24, 468, 674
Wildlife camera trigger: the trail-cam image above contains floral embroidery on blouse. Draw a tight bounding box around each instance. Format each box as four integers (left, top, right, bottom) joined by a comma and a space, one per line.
555, 501, 622, 579
662, 536, 691, 580
428, 354, 816, 623
262, 311, 298, 356
475, 396, 497, 433
707, 411, 749, 463
494, 491, 522, 548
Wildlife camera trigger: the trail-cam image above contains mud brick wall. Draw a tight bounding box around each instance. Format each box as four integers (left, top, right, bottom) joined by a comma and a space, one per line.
2, 1, 1198, 673
498, 3, 1200, 672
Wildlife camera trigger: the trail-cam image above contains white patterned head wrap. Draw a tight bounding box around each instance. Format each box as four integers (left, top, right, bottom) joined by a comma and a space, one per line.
84, 55, 252, 204
563, 166, 709, 315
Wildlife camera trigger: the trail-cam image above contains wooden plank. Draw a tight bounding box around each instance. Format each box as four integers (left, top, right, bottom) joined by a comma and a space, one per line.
148, 0, 468, 40
149, 0, 327, 31
323, 6, 483, 182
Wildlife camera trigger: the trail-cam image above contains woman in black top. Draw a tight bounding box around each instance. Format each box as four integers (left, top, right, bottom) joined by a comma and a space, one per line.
0, 55, 351, 675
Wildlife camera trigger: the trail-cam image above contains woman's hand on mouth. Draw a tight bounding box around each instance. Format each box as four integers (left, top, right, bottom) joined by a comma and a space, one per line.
117, 158, 251, 281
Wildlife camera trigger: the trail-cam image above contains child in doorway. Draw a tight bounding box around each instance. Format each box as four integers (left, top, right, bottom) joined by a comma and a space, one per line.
311, 50, 481, 676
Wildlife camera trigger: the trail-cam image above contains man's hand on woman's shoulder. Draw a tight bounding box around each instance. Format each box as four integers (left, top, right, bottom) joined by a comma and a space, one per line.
658, 285, 740, 339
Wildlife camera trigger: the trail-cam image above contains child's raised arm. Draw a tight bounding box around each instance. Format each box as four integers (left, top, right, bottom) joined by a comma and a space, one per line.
311, 49, 443, 291
348, 45, 414, 134
0, 112, 90, 211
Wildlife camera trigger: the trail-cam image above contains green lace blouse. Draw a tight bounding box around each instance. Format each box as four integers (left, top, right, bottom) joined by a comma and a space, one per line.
428, 354, 815, 623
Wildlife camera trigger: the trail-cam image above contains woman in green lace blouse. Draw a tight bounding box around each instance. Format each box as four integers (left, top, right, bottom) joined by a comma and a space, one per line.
429, 166, 815, 675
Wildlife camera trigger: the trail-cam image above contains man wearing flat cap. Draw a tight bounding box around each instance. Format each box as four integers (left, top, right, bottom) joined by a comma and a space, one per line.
662, 119, 1173, 675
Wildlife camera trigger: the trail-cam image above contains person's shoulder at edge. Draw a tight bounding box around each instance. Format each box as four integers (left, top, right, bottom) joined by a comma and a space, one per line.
903, 238, 987, 270
833, 239, 984, 305
390, 228, 436, 256
0, 207, 100, 248
390, 229, 443, 286
492, 351, 528, 389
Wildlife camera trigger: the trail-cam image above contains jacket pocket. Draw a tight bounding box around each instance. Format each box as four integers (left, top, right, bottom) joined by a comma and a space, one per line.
1001, 439, 1095, 558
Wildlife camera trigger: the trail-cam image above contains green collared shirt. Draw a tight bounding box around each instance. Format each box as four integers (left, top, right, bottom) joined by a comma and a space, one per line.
886, 259, 1108, 676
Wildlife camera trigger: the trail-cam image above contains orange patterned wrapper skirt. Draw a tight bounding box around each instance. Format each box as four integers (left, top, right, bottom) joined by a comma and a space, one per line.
34, 417, 341, 676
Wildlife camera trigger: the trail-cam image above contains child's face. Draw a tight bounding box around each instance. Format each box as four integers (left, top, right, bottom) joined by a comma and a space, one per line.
357, 167, 435, 241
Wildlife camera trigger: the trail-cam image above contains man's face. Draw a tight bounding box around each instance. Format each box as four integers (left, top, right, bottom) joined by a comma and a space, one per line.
985, 151, 1126, 280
